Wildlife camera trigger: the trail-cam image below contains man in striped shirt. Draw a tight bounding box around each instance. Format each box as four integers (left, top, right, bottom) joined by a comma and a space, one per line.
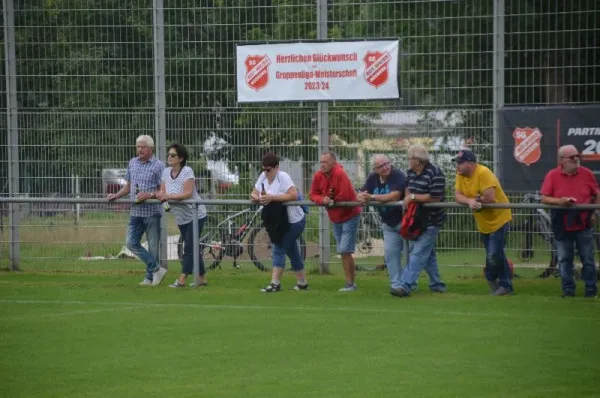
391, 144, 447, 297
107, 135, 167, 286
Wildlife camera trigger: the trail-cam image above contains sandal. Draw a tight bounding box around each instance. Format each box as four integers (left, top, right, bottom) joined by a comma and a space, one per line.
169, 280, 185, 288
260, 283, 281, 293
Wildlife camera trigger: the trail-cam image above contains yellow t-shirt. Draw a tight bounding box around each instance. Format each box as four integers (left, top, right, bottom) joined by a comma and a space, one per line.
455, 164, 512, 234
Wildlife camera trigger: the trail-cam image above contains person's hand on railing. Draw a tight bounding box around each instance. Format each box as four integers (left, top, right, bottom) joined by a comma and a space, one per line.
356, 191, 371, 204
258, 193, 275, 205
557, 197, 577, 207
107, 193, 119, 202
135, 191, 154, 203
402, 195, 410, 210
154, 192, 168, 202
466, 198, 482, 211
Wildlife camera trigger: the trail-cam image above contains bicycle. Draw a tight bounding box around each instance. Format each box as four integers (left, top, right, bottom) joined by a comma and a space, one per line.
355, 204, 388, 272
356, 204, 383, 256
513, 192, 600, 279
511, 192, 559, 277
177, 205, 307, 272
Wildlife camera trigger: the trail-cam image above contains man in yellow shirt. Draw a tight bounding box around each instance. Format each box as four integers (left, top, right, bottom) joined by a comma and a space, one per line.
453, 150, 514, 296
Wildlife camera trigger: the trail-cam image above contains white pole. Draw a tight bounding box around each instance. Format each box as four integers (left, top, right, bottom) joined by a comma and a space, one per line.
76, 175, 81, 226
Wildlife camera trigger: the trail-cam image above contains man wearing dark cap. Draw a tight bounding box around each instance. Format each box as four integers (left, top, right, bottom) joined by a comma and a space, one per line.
453, 149, 514, 296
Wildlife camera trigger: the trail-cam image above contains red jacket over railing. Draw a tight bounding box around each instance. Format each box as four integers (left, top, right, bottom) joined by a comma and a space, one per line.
309, 163, 361, 223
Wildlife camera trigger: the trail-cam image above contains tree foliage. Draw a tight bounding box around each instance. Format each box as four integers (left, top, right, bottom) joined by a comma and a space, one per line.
0, 0, 598, 194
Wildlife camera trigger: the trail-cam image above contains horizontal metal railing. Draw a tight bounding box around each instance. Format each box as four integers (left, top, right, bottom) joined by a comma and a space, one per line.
1, 197, 599, 210
1, 197, 597, 282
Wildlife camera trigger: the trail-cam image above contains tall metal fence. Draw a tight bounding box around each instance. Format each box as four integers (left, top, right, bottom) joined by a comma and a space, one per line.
1, 0, 599, 272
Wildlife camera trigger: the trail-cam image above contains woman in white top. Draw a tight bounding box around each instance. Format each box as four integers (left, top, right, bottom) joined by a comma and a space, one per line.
250, 152, 308, 293
155, 143, 208, 288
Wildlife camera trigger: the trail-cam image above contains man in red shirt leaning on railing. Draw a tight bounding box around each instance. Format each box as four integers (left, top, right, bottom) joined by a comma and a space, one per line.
540, 144, 599, 298
310, 151, 362, 292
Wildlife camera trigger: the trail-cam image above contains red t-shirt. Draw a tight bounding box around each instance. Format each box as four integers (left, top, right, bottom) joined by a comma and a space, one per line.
540, 166, 600, 203
540, 166, 600, 231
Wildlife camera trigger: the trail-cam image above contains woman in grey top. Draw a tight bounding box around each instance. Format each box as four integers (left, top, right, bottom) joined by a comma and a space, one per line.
155, 143, 208, 288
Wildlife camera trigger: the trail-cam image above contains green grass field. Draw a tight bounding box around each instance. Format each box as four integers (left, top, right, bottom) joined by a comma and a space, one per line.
1, 263, 599, 398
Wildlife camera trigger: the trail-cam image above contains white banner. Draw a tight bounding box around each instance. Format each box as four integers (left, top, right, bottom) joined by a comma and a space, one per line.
236, 40, 400, 103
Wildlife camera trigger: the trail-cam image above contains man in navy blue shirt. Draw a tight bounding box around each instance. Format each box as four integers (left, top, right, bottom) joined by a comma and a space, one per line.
357, 154, 407, 292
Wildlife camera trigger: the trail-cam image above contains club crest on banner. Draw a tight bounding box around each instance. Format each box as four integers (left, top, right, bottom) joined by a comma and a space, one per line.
363, 51, 391, 88
513, 127, 543, 166
244, 55, 271, 91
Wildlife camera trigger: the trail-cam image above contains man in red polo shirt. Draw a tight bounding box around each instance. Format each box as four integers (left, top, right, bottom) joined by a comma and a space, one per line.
540, 144, 599, 298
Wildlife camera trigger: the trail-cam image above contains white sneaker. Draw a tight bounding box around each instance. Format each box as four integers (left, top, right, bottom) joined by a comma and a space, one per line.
139, 278, 152, 286
151, 267, 168, 286
339, 284, 357, 292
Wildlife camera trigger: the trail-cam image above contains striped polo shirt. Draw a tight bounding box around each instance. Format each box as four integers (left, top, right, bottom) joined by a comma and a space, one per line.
406, 162, 446, 227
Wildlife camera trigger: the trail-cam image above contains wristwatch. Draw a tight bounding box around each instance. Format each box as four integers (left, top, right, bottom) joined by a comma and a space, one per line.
410, 193, 415, 201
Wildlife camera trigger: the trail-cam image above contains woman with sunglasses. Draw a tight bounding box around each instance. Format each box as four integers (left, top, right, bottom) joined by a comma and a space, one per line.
250, 152, 308, 292
155, 143, 208, 288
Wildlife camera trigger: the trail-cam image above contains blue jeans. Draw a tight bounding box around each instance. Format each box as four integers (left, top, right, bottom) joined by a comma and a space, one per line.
481, 223, 513, 291
178, 217, 206, 276
332, 215, 359, 254
555, 228, 598, 297
272, 216, 306, 271
126, 214, 161, 281
382, 223, 404, 289
399, 226, 446, 293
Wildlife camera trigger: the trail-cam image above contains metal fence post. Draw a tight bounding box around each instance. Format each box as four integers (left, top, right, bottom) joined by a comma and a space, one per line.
153, 0, 168, 269
192, 204, 199, 289
3, 0, 21, 271
316, 0, 330, 274
492, 0, 505, 178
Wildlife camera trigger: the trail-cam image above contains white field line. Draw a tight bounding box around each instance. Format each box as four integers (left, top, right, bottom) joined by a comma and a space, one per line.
4, 305, 142, 321
0, 299, 598, 322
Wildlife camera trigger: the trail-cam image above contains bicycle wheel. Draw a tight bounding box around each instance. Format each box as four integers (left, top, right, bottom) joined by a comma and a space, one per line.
177, 215, 224, 271
356, 229, 374, 255
177, 231, 224, 270
247, 227, 307, 272
356, 211, 381, 255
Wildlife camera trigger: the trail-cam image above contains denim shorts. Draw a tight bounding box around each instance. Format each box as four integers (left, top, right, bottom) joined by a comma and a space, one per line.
332, 215, 359, 254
